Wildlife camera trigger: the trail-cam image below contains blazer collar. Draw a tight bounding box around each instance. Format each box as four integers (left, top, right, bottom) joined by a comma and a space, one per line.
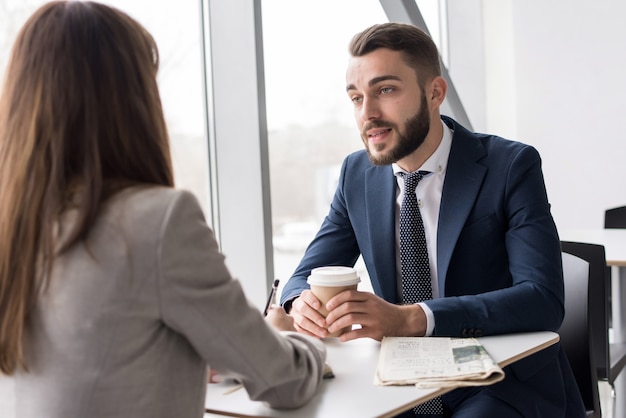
436, 116, 487, 289
362, 117, 487, 302
364, 164, 398, 301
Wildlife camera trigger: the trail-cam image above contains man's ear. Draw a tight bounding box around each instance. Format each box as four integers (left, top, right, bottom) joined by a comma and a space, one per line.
429, 76, 447, 106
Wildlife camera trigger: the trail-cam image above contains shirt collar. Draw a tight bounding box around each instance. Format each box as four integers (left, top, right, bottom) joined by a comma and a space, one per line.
392, 119, 453, 177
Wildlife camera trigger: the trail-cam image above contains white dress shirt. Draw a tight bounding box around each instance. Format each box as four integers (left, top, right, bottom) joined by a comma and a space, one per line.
392, 120, 453, 335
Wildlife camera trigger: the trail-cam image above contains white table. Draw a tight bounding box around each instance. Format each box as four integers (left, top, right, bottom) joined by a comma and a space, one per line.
559, 228, 626, 416
204, 331, 558, 418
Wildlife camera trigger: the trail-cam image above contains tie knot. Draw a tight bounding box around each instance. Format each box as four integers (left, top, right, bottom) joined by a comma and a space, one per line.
401, 170, 429, 190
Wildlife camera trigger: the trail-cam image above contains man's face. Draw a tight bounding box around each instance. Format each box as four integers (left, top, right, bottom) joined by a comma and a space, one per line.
346, 48, 431, 166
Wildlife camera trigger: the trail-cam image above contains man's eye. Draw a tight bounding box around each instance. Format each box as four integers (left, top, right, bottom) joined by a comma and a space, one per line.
351, 96, 363, 104
380, 87, 394, 94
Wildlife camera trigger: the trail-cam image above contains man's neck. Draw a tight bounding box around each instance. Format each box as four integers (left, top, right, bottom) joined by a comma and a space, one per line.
396, 116, 444, 172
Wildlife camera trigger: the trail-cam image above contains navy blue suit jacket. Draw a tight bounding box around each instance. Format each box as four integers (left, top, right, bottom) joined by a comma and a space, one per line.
281, 116, 584, 416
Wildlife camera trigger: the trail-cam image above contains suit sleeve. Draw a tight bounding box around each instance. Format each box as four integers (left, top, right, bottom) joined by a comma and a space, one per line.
155, 190, 326, 409
280, 156, 363, 307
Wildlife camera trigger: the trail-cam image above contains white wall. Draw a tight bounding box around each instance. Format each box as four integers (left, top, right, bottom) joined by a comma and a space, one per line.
449, 0, 626, 231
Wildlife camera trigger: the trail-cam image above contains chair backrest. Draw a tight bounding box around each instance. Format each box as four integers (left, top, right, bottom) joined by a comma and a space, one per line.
561, 241, 611, 381
560, 252, 601, 417
605, 205, 626, 229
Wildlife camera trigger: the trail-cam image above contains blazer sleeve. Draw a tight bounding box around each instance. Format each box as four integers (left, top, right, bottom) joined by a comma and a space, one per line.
280, 155, 364, 307
155, 190, 326, 409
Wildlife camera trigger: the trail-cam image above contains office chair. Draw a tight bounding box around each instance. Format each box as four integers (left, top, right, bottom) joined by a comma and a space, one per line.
562, 241, 626, 417
605, 206, 626, 229
560, 252, 602, 417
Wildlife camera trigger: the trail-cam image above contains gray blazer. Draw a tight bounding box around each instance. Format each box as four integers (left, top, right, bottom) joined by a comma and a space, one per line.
9, 187, 325, 418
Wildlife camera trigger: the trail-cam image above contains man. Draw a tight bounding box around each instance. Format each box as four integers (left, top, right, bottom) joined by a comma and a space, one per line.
279, 23, 584, 417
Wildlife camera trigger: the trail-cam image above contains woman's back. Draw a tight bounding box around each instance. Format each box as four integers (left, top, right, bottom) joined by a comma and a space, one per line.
1, 4, 325, 416
14, 187, 325, 418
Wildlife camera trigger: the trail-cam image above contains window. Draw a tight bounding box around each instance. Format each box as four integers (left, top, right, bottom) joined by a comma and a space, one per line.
261, 0, 446, 297
261, 0, 388, 295
0, 0, 210, 213
0, 0, 451, 307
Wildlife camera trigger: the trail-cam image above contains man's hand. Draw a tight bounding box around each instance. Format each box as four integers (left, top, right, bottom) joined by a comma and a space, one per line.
324, 290, 427, 341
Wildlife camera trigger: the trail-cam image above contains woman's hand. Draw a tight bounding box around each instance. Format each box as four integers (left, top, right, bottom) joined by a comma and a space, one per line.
265, 305, 297, 332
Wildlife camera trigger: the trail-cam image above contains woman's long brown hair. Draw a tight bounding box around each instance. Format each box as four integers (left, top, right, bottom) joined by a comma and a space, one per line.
0, 1, 174, 374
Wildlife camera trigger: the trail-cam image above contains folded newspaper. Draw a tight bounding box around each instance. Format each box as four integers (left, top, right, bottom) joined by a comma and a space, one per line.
374, 337, 505, 388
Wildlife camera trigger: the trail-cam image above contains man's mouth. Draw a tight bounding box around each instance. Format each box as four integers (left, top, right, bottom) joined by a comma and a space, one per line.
367, 128, 392, 142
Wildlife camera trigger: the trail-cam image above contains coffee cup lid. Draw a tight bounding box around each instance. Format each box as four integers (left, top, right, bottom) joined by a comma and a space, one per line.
307, 266, 361, 287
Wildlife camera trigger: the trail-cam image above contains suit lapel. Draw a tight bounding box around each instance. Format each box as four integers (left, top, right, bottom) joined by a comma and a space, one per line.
360, 118, 487, 302
437, 120, 487, 294
364, 165, 399, 302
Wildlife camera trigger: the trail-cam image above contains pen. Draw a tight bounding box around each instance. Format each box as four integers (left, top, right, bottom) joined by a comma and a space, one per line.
263, 279, 280, 317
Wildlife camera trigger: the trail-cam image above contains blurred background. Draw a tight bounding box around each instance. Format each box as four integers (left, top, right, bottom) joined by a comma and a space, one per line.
2, 0, 625, 303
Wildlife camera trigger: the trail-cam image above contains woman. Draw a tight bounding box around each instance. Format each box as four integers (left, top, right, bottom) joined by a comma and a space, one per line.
0, 2, 325, 417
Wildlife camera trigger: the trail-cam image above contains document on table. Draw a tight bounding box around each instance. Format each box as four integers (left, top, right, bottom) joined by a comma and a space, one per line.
375, 337, 505, 388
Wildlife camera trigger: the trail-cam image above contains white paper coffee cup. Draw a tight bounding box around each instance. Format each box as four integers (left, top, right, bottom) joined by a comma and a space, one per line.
307, 267, 360, 337
307, 266, 361, 287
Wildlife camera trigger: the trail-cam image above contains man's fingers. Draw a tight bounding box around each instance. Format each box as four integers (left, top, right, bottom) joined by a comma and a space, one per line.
291, 294, 329, 338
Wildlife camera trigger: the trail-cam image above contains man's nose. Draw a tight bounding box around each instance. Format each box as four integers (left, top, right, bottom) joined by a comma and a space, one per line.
359, 97, 381, 122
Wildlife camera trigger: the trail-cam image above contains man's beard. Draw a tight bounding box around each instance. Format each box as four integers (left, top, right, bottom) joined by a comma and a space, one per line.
363, 93, 430, 166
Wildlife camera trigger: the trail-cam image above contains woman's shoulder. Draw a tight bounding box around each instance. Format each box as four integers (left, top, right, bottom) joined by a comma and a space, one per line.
112, 186, 198, 207
103, 186, 204, 229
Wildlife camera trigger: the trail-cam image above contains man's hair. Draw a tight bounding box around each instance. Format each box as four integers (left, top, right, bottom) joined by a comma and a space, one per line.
0, 0, 173, 374
349, 22, 442, 88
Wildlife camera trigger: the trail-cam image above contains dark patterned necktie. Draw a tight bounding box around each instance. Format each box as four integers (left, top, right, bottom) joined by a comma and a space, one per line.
399, 171, 443, 416
399, 171, 432, 303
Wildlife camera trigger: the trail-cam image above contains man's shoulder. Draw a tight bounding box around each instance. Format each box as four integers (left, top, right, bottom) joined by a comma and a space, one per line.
343, 149, 393, 173
445, 116, 535, 154
344, 148, 370, 163
473, 134, 538, 163
446, 118, 539, 164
